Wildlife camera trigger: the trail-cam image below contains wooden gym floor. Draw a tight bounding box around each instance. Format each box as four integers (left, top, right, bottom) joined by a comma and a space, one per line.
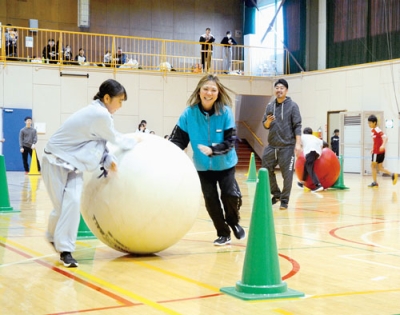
1, 169, 400, 315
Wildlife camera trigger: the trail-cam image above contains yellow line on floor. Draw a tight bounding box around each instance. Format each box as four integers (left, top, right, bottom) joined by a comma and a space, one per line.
70, 268, 182, 315
133, 260, 221, 292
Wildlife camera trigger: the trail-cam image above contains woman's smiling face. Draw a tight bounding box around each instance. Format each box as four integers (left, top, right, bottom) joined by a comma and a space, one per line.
199, 80, 219, 110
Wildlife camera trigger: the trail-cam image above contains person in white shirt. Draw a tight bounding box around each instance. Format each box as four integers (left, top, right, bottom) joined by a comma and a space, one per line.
297, 127, 324, 192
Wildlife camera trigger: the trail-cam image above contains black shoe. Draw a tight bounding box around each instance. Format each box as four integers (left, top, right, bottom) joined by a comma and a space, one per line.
279, 203, 288, 210
60, 252, 79, 268
297, 182, 304, 188
213, 236, 231, 246
231, 224, 246, 240
271, 196, 280, 205
368, 182, 379, 188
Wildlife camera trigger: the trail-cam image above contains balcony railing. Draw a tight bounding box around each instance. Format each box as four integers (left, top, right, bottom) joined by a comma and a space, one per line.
1, 26, 284, 76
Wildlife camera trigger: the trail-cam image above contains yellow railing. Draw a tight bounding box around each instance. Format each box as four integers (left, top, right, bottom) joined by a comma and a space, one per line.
1, 26, 284, 76
239, 121, 263, 147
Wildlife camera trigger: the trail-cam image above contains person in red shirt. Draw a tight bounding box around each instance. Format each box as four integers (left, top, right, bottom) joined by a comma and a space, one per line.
367, 114, 398, 187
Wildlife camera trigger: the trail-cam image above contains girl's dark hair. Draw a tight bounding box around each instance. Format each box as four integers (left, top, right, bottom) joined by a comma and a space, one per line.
93, 79, 127, 101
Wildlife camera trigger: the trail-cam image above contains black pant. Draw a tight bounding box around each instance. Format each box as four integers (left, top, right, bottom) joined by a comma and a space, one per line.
303, 151, 320, 186
197, 167, 242, 237
262, 145, 295, 205
22, 146, 41, 172
201, 51, 212, 71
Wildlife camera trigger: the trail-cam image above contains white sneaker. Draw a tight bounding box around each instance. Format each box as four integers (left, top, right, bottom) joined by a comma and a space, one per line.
312, 185, 323, 193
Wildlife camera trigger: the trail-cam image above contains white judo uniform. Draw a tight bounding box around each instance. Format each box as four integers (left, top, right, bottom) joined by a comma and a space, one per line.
42, 99, 135, 253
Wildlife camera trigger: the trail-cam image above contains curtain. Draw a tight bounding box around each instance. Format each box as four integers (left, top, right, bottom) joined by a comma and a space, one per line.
282, 0, 306, 74
327, 0, 400, 68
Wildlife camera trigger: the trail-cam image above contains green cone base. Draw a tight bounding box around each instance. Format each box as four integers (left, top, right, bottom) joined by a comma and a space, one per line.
221, 285, 304, 301
0, 206, 20, 213
331, 183, 349, 189
77, 230, 97, 239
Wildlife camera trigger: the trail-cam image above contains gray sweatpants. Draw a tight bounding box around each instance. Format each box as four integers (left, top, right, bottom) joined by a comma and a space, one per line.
261, 145, 295, 205
42, 154, 83, 253
223, 47, 232, 72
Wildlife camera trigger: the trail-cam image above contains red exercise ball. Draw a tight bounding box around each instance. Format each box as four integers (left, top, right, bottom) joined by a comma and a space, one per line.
295, 148, 340, 190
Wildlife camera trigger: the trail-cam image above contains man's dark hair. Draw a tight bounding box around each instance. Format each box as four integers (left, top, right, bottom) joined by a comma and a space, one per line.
334, 129, 339, 133
24, 116, 32, 121
274, 78, 288, 89
303, 127, 313, 134
368, 115, 377, 123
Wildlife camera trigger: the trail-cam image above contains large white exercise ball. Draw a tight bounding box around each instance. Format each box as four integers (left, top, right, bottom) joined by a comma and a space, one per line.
81, 134, 201, 254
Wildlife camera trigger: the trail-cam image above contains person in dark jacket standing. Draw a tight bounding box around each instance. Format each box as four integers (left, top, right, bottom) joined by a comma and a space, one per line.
331, 129, 339, 156
261, 79, 302, 210
199, 28, 215, 72
169, 74, 245, 246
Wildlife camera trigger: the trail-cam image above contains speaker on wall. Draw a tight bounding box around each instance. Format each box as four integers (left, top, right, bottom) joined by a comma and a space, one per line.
78, 0, 90, 28
29, 19, 38, 33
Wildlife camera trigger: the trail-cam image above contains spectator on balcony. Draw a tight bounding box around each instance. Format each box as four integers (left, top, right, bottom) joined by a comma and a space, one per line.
5, 24, 18, 58
199, 28, 215, 72
63, 45, 73, 63
220, 31, 237, 73
42, 39, 57, 63
114, 47, 127, 66
75, 48, 87, 65
102, 50, 112, 67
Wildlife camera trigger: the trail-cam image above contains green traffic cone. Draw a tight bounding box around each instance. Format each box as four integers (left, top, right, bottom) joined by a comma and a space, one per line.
77, 214, 96, 239
246, 152, 257, 182
332, 155, 349, 190
220, 168, 304, 300
0, 155, 20, 213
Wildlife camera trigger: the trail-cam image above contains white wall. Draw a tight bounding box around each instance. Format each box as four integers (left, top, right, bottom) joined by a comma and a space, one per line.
2, 60, 399, 174
0, 63, 270, 160
285, 60, 400, 173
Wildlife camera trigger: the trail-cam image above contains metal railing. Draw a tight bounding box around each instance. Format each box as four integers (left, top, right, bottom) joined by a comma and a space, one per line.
1, 26, 285, 76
